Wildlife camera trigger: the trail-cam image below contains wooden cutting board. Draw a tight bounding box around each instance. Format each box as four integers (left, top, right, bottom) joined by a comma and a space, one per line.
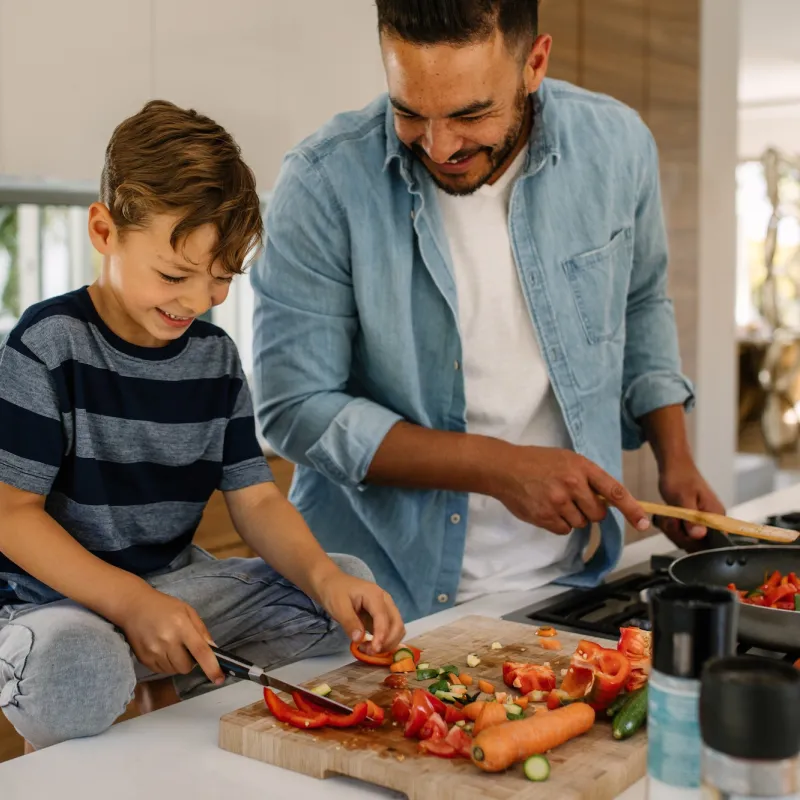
219, 615, 647, 799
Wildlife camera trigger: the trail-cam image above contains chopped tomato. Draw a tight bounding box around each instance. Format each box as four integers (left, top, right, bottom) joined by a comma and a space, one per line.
421, 689, 447, 716
383, 674, 408, 689
350, 641, 394, 666
391, 691, 412, 723
418, 738, 459, 758
264, 688, 328, 729
444, 724, 473, 758
404, 703, 430, 738
617, 627, 652, 692
503, 661, 556, 694
444, 705, 467, 725
419, 711, 448, 740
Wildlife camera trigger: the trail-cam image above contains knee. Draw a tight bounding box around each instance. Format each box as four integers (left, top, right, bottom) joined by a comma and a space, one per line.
329, 554, 375, 583
0, 621, 135, 749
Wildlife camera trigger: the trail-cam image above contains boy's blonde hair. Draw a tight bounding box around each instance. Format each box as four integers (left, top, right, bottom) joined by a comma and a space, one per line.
100, 100, 262, 274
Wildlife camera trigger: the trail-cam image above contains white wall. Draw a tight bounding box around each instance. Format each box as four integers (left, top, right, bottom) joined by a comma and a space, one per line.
0, 0, 387, 189
696, 0, 740, 505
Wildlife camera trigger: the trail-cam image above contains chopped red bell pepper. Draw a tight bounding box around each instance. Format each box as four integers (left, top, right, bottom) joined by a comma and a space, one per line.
550, 640, 631, 711
362, 699, 385, 728
617, 627, 652, 692
765, 570, 782, 590
264, 688, 328, 729
350, 640, 394, 666
503, 661, 556, 694
765, 584, 797, 607
290, 691, 369, 728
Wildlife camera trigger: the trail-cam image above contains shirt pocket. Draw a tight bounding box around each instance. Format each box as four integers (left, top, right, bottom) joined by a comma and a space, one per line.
562, 227, 634, 345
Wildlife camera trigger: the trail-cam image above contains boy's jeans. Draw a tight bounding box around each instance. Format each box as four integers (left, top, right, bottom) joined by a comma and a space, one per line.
0, 546, 372, 749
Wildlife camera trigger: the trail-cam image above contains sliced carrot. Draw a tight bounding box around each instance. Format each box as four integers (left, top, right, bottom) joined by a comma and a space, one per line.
494, 691, 508, 704
463, 701, 487, 721
473, 700, 509, 735
478, 679, 495, 694
389, 657, 416, 673
448, 673, 463, 685
516, 695, 529, 710
540, 638, 561, 651
471, 703, 595, 772
459, 673, 473, 686
536, 626, 558, 638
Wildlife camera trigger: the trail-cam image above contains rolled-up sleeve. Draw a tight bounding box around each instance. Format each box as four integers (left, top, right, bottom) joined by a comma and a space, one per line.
250, 152, 402, 487
621, 125, 695, 450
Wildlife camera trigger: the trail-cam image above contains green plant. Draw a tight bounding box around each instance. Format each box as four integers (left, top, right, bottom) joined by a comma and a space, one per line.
0, 206, 19, 318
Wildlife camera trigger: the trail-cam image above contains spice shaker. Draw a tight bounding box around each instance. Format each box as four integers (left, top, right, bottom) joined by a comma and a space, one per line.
700, 656, 800, 799
646, 583, 738, 800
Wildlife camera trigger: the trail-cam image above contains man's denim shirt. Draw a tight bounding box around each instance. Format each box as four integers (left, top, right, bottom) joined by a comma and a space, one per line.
250, 78, 694, 622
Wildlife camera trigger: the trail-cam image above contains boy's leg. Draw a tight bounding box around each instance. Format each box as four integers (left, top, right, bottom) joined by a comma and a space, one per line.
143, 551, 375, 699
0, 601, 136, 749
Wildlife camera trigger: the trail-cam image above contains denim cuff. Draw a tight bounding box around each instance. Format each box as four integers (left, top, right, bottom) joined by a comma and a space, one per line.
306, 398, 404, 488
621, 370, 696, 450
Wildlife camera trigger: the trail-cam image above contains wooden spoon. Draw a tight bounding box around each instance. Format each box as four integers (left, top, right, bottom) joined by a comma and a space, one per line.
637, 501, 799, 544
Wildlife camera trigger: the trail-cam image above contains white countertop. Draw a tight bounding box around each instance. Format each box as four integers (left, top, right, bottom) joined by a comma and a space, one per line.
4, 482, 800, 800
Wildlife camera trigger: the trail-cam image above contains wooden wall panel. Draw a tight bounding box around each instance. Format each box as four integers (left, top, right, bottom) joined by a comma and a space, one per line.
539, 0, 581, 84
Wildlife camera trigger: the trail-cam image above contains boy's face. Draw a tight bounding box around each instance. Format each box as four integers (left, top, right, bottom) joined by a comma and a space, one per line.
88, 206, 233, 347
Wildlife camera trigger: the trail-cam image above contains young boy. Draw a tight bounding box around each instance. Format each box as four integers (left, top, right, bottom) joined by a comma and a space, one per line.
0, 100, 405, 750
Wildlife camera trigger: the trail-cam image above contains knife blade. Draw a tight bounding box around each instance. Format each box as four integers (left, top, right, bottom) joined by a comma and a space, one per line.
210, 645, 366, 719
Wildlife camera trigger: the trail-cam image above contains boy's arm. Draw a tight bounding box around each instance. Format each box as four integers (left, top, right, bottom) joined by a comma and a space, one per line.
224, 481, 405, 654
0, 482, 224, 683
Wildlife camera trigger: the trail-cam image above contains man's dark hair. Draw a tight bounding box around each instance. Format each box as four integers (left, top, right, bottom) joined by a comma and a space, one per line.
376, 0, 539, 50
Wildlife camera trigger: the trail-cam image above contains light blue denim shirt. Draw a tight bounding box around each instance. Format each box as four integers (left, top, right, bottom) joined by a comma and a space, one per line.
250, 78, 694, 622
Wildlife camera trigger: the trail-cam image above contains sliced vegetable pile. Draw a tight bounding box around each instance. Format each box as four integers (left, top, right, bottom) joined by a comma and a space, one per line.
262, 626, 653, 782
728, 570, 800, 609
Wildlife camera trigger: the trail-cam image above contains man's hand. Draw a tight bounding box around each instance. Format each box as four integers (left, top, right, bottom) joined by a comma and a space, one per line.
492, 445, 651, 535
311, 570, 406, 656
657, 463, 726, 551
116, 585, 224, 685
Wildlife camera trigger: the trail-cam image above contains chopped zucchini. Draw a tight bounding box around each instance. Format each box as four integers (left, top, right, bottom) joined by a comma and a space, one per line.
416, 667, 440, 681
449, 684, 468, 695
504, 703, 524, 721
428, 679, 451, 694
466, 654, 481, 668
441, 664, 459, 675
455, 720, 466, 728
490, 642, 502, 650
434, 690, 457, 703
416, 662, 430, 670
311, 683, 332, 697
523, 755, 550, 782
393, 648, 415, 663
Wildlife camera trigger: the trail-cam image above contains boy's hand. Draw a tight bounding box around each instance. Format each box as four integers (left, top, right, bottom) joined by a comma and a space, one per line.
116, 586, 225, 685
313, 572, 406, 655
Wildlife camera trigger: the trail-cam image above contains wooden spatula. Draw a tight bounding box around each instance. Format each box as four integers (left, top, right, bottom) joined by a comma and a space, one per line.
637, 500, 800, 544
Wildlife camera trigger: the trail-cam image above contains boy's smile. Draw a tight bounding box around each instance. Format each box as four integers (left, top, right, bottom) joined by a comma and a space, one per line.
86, 208, 234, 348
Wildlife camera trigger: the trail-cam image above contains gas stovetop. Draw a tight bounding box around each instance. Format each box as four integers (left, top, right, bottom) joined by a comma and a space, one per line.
501, 511, 800, 664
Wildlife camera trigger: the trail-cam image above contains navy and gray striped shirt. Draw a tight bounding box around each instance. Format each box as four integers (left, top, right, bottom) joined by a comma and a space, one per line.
0, 287, 273, 605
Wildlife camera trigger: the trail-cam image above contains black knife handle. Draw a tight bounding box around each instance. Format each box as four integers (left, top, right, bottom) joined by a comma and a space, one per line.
210, 645, 257, 681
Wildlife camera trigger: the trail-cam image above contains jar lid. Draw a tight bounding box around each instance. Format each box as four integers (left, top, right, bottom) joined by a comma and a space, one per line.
648, 584, 738, 679
701, 656, 800, 760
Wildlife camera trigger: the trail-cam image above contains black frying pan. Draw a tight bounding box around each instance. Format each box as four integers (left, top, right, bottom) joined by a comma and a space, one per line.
669, 533, 800, 651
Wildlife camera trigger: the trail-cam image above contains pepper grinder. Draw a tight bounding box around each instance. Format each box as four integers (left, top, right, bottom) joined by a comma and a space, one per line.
646, 583, 739, 800
700, 656, 800, 799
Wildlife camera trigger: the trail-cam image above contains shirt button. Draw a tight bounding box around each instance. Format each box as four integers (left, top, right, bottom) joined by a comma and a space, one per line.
437, 593, 449, 604
454, 360, 460, 370
450, 513, 461, 524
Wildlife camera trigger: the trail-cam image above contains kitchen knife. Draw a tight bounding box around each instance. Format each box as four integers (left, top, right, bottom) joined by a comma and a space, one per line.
210, 645, 369, 719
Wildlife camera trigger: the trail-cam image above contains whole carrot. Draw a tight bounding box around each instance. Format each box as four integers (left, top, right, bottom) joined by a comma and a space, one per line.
471, 702, 595, 772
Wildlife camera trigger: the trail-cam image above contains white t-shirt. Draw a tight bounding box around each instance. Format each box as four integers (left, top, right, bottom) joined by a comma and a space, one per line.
435, 146, 575, 603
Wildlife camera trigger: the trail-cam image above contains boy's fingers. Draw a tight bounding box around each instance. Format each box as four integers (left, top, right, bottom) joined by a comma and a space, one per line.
185, 610, 224, 684
382, 592, 406, 652
332, 600, 366, 647
360, 591, 391, 654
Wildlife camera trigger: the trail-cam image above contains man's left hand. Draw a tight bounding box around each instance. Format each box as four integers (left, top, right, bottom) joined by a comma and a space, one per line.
657, 464, 726, 552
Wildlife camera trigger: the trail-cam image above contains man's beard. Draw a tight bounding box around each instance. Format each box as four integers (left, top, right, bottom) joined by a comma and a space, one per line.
414, 85, 531, 197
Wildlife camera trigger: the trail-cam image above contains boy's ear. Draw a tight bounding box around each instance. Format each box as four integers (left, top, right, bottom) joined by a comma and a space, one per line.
87, 203, 118, 255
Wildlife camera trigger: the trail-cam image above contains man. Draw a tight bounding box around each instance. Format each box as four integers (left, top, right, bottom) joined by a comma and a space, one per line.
250, 0, 724, 622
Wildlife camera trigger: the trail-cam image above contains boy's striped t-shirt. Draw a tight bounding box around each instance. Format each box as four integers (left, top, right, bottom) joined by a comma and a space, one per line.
0, 287, 273, 605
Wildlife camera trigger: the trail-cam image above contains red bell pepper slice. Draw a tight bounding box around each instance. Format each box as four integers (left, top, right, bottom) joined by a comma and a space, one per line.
765, 584, 797, 607
502, 661, 556, 694
362, 699, 385, 728
551, 640, 631, 711
617, 627, 652, 692
765, 570, 782, 590
350, 640, 394, 666
264, 688, 328, 729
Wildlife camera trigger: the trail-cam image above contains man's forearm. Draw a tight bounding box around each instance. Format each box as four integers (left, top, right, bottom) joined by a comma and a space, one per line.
639, 404, 694, 472
0, 502, 151, 624
365, 421, 507, 496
